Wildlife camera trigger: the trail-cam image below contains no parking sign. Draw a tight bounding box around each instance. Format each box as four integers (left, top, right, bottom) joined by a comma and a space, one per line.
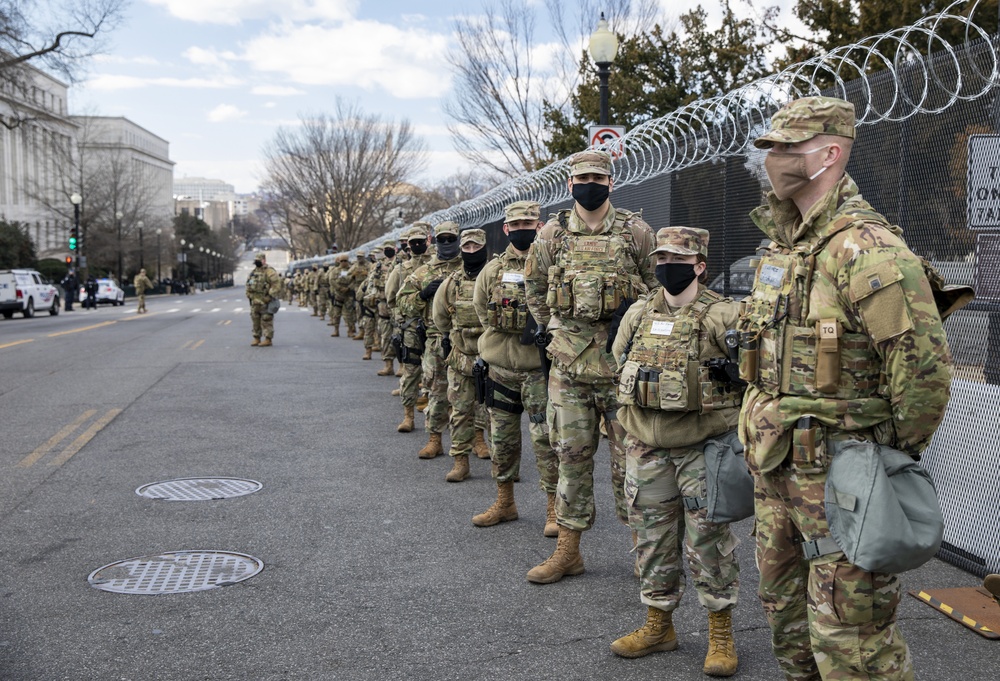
588, 125, 626, 157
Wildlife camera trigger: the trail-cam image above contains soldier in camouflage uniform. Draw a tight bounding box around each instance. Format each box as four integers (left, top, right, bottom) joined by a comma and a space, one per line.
307, 265, 319, 314
133, 268, 153, 314
359, 250, 384, 361
432, 228, 492, 483
524, 150, 658, 584
295, 271, 308, 307
315, 265, 331, 321
472, 200, 559, 534
610, 227, 743, 676
328, 254, 355, 337
365, 240, 399, 374
389, 224, 433, 430
283, 273, 294, 303
397, 221, 463, 458
740, 97, 955, 681
245, 252, 282, 346
349, 252, 370, 340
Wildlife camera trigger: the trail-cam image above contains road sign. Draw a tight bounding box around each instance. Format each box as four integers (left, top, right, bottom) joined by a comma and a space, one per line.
967, 134, 1000, 229
588, 125, 626, 157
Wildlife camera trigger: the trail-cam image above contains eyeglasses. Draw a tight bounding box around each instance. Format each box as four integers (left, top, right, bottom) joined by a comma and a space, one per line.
436, 235, 458, 244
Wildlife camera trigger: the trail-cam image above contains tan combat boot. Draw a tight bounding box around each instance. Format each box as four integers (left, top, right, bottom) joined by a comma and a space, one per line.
610, 606, 677, 658
543, 492, 559, 537
526, 527, 584, 584
391, 388, 401, 397
331, 327, 340, 337
377, 360, 394, 376
353, 329, 364, 340
415, 395, 429, 412
703, 610, 737, 676
250, 338, 260, 347
445, 454, 470, 482
418, 433, 443, 459
362, 347, 372, 360
472, 481, 518, 526
397, 406, 415, 433
346, 325, 356, 337
260, 338, 272, 347
472, 429, 490, 459
395, 366, 403, 377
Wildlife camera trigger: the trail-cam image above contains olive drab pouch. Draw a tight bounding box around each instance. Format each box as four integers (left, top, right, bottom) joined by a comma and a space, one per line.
703, 430, 755, 524
826, 440, 944, 573
570, 272, 604, 322
849, 259, 913, 344
617, 360, 641, 406
790, 416, 827, 473
815, 319, 841, 394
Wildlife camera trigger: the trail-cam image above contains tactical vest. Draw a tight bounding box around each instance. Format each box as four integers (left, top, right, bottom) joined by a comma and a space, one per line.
618, 290, 742, 413
450, 274, 481, 331
545, 209, 645, 322
737, 213, 884, 400
487, 254, 528, 333
247, 268, 270, 295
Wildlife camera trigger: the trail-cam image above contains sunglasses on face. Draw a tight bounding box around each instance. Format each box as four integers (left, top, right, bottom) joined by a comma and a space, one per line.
436, 235, 458, 244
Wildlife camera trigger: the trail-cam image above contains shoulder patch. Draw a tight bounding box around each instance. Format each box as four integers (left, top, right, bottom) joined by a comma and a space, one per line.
850, 260, 913, 343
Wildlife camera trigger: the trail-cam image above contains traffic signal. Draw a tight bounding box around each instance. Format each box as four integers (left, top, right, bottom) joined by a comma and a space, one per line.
69, 226, 78, 251
65, 256, 72, 265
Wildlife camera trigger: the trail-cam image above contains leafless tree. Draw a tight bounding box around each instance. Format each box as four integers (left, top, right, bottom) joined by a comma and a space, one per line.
260, 100, 428, 251
444, 0, 659, 177
0, 0, 127, 129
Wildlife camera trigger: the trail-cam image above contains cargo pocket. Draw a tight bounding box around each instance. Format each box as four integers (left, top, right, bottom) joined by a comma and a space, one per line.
571, 273, 604, 322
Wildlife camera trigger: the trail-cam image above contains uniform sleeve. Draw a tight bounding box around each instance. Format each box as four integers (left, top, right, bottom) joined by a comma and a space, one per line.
397, 268, 427, 320
473, 259, 494, 327
432, 275, 456, 333
843, 247, 951, 454
524, 222, 558, 327
630, 217, 659, 291
267, 269, 282, 297
612, 299, 645, 368
706, 299, 741, 356
385, 265, 402, 307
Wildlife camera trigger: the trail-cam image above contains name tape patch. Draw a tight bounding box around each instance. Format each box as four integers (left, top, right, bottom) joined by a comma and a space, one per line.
502, 272, 525, 284
650, 320, 675, 336
759, 264, 785, 288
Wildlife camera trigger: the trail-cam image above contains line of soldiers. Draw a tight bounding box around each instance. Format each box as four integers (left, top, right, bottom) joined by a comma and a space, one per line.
282, 97, 960, 681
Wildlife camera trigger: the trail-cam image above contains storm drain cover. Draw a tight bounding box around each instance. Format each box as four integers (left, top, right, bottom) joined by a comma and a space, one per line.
88, 550, 264, 594
135, 477, 262, 501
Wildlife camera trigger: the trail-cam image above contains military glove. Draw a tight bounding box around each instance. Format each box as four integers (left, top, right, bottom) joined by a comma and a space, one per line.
419, 280, 443, 301
441, 334, 452, 358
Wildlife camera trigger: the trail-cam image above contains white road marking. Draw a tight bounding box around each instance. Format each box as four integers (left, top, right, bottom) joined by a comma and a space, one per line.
234, 307, 244, 313
211, 308, 221, 312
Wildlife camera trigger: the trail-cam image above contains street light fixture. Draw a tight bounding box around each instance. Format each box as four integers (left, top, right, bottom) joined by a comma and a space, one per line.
155, 228, 162, 282
115, 210, 124, 284
588, 12, 619, 127
137, 220, 145, 270
70, 193, 82, 273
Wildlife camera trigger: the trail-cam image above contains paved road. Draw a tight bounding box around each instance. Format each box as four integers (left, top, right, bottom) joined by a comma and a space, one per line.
0, 283, 993, 680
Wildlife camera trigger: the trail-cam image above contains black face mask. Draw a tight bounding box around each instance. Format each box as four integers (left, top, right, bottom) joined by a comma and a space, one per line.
436, 240, 460, 260
572, 182, 610, 211
461, 247, 488, 275
254, 261, 262, 268
508, 229, 536, 252
409, 241, 427, 255
656, 263, 699, 296
383, 247, 396, 259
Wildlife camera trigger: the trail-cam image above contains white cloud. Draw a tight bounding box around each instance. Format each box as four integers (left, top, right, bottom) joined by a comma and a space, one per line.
183, 46, 237, 68
147, 0, 357, 26
240, 20, 451, 99
84, 74, 243, 90
250, 85, 305, 96
262, 101, 277, 108
207, 104, 248, 122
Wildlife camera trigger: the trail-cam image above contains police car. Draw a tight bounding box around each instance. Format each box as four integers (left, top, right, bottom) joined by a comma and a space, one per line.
0, 269, 60, 318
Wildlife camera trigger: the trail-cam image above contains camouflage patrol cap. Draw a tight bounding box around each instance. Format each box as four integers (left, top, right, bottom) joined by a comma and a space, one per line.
408, 222, 431, 239
356, 250, 367, 259
434, 221, 460, 237
336, 253, 349, 262
460, 228, 487, 246
753, 96, 856, 149
382, 239, 396, 248
651, 227, 710, 258
568, 150, 612, 176
505, 200, 541, 222
256, 252, 266, 261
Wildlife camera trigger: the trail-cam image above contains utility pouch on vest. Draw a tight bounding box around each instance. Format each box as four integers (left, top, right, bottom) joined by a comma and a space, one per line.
571, 272, 604, 321
473, 359, 488, 404
790, 416, 827, 473
617, 361, 640, 406
815, 319, 841, 394
738, 332, 758, 383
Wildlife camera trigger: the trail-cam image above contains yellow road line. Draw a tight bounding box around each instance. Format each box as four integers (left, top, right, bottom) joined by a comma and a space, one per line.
191, 339, 206, 349
17, 409, 99, 468
0, 338, 35, 350
47, 321, 117, 337
121, 312, 159, 322
181, 340, 193, 349
223, 319, 232, 326
48, 409, 123, 468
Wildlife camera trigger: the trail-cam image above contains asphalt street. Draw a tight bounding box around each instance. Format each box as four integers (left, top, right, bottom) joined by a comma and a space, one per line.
0, 259, 994, 680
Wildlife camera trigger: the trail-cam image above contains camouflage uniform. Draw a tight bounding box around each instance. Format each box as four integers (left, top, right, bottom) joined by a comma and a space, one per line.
295, 272, 307, 306
349, 253, 370, 338
316, 266, 331, 320
133, 270, 153, 313
611, 227, 743, 672
328, 255, 355, 333
524, 151, 658, 539
474, 203, 558, 496
433, 228, 491, 480
245, 255, 282, 344
365, 240, 398, 369
398, 222, 463, 443
388, 225, 433, 412
740, 97, 954, 681
308, 266, 319, 313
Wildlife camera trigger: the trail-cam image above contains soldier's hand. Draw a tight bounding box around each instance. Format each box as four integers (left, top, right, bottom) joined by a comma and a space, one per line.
419, 280, 443, 301
441, 334, 452, 357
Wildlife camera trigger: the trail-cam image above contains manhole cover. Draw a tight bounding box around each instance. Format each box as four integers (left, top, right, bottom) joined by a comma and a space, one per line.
135, 477, 262, 501
88, 551, 264, 594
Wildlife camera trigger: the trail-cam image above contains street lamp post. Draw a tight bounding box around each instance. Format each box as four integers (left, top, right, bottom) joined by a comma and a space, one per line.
156, 228, 162, 282
588, 12, 619, 127
115, 211, 124, 284
138, 221, 145, 270
70, 193, 82, 273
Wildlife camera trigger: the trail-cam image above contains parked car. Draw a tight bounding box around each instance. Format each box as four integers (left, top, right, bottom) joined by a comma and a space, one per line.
78, 278, 125, 306
0, 269, 60, 318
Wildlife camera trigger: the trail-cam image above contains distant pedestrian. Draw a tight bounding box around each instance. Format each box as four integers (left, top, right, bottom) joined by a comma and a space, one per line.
133, 268, 153, 313
61, 271, 77, 311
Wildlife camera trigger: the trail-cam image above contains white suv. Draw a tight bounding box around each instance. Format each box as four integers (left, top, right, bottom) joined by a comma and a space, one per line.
0, 269, 60, 318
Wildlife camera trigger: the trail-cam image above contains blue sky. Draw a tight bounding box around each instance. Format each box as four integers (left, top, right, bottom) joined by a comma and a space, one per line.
71, 1, 791, 194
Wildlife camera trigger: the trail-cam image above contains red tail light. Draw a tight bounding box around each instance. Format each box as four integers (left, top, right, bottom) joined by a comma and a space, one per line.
16, 289, 22, 299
